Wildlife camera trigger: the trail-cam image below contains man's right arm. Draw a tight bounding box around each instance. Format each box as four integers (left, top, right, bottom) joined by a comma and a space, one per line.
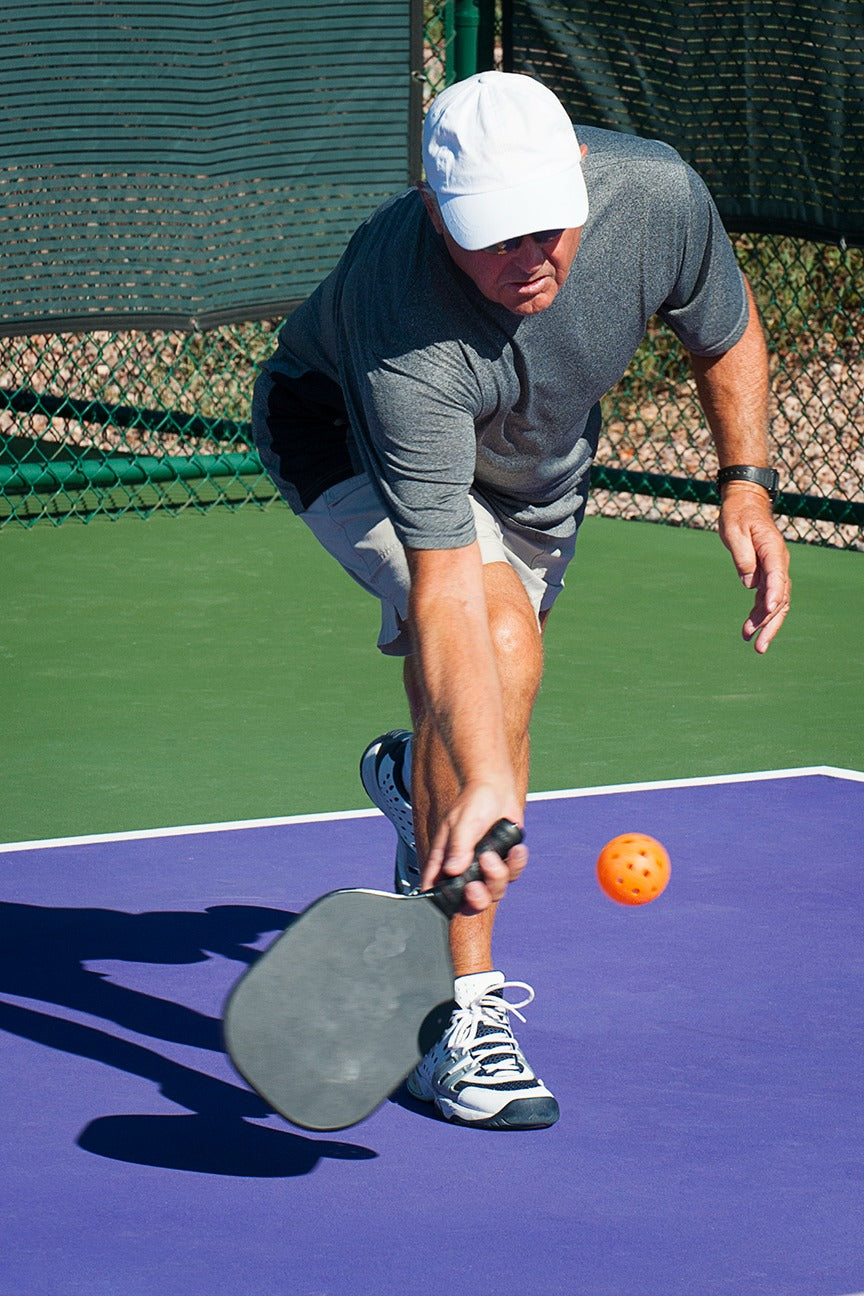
406, 542, 526, 904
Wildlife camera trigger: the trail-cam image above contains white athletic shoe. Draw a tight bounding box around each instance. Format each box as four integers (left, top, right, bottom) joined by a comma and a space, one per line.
406, 971, 560, 1129
359, 730, 421, 895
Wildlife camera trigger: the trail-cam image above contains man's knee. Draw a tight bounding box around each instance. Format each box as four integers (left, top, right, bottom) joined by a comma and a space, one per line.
483, 564, 544, 688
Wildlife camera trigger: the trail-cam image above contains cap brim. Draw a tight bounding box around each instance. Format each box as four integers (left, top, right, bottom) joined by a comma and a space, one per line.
438, 162, 589, 251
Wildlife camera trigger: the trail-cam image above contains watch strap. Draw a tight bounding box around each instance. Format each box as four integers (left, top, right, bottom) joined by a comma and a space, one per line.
717, 464, 779, 502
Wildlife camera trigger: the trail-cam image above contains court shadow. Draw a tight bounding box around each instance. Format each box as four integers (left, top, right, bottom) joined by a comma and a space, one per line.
0, 900, 292, 1050
0, 998, 376, 1175
78, 1114, 377, 1177
387, 1082, 446, 1124
0, 902, 380, 1174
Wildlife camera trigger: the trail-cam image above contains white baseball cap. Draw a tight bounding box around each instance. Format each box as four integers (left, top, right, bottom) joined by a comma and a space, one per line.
422, 71, 589, 251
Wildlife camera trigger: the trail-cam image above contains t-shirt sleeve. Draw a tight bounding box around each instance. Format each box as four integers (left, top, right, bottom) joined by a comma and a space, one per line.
341, 340, 484, 550
657, 162, 749, 357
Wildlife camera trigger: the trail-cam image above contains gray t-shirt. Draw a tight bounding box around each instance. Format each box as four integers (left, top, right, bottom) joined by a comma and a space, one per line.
255, 127, 747, 548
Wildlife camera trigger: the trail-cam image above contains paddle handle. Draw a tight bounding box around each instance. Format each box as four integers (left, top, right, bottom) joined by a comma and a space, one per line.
427, 818, 524, 918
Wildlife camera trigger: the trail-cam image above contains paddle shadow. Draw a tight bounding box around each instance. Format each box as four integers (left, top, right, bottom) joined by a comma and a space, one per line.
78, 1114, 376, 1177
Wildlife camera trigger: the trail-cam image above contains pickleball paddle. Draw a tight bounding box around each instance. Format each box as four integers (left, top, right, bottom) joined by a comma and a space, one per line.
223, 818, 522, 1131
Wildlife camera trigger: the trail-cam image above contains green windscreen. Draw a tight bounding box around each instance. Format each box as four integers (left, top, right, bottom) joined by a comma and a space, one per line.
508, 0, 864, 245
0, 0, 420, 336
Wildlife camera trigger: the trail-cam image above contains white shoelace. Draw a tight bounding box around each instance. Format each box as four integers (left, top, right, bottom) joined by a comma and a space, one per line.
444, 982, 537, 1078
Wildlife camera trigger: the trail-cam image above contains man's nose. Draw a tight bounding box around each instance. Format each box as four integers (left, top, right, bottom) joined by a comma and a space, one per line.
510, 234, 546, 267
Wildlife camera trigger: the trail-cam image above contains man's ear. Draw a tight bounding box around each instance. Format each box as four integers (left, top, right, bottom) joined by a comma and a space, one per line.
416, 182, 446, 235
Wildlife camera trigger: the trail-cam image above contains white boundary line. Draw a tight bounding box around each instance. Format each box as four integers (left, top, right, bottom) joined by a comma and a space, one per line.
1, 764, 861, 856
526, 763, 864, 801
0, 806, 383, 855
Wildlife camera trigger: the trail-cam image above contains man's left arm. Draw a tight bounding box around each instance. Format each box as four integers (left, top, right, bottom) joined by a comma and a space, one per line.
689, 277, 791, 653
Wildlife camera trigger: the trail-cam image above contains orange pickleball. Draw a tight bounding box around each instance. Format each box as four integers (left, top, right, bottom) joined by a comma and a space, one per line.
596, 833, 671, 905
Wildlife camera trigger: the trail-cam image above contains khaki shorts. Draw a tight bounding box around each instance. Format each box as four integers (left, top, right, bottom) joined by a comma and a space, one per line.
300, 473, 577, 655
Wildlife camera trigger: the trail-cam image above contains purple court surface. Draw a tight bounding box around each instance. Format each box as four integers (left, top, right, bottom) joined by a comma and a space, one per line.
2, 768, 863, 1296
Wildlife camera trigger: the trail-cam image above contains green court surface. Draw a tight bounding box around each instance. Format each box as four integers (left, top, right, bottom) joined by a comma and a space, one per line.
1, 506, 861, 844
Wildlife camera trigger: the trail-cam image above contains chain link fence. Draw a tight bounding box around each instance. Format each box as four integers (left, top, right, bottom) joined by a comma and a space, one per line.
1, 2, 861, 547
1, 325, 277, 523
596, 234, 863, 549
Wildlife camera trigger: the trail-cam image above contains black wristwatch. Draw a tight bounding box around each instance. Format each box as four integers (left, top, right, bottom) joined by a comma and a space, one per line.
717, 464, 780, 502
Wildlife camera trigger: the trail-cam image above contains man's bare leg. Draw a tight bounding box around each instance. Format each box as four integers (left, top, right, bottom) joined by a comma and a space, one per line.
404, 561, 545, 975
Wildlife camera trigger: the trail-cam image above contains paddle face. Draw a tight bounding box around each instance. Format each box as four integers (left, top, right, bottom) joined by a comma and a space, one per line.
223, 818, 522, 1131
224, 888, 455, 1130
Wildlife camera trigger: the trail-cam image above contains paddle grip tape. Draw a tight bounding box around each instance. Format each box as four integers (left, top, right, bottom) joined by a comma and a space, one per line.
428, 819, 524, 919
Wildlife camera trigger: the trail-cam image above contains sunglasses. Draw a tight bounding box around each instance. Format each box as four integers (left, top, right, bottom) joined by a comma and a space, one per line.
481, 229, 565, 255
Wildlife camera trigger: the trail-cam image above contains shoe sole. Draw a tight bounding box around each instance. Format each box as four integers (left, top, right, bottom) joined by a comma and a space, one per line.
360, 731, 419, 893
446, 1096, 561, 1131
408, 1081, 560, 1130
359, 732, 414, 837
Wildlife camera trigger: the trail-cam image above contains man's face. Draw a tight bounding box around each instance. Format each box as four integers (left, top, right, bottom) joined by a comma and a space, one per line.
419, 183, 583, 316
443, 226, 582, 315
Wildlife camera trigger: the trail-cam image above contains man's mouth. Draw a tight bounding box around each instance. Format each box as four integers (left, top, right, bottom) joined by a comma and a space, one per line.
512, 275, 549, 293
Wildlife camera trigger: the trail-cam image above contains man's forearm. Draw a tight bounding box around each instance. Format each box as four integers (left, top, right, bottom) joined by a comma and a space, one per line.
406, 543, 513, 794
690, 278, 772, 470
688, 274, 791, 652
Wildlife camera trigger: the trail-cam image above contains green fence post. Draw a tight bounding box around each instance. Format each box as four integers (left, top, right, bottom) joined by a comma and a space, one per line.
453, 0, 480, 81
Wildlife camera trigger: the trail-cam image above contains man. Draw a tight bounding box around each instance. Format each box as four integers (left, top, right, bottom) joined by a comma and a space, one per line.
253, 72, 791, 1130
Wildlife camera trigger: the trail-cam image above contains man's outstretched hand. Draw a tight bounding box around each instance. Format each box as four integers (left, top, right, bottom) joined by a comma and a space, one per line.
719, 485, 791, 653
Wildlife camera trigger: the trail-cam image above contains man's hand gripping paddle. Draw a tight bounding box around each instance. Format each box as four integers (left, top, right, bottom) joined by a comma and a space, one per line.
223, 819, 523, 1131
